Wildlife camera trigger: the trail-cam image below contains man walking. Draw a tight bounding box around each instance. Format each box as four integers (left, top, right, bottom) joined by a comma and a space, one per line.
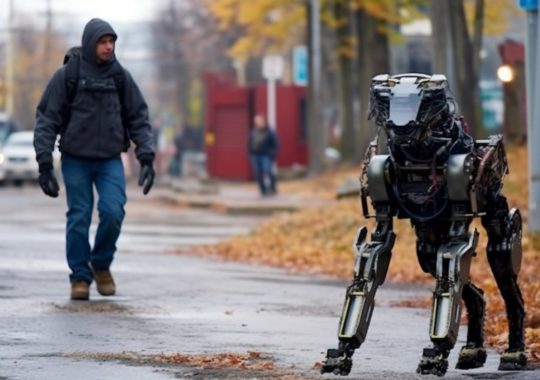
248, 114, 278, 196
34, 18, 155, 300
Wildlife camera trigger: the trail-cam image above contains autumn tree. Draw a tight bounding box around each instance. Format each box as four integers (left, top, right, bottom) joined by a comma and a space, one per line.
206, 0, 306, 61
430, 0, 482, 136
324, 0, 355, 162
324, 0, 428, 162
430, 0, 521, 137
10, 18, 66, 130
152, 0, 238, 128
353, 1, 394, 160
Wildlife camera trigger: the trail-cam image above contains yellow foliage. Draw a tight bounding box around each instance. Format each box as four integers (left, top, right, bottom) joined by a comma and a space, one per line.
228, 36, 257, 61
205, 0, 422, 60
464, 0, 524, 36
205, 0, 306, 59
361, 0, 396, 22
207, 0, 522, 60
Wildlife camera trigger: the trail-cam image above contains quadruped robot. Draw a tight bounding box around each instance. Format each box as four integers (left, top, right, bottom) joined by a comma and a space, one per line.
321, 73, 527, 376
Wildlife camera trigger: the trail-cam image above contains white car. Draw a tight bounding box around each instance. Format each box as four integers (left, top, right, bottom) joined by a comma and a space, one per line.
0, 131, 60, 185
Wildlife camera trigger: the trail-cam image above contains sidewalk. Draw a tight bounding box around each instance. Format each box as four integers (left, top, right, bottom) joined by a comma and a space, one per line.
153, 177, 331, 215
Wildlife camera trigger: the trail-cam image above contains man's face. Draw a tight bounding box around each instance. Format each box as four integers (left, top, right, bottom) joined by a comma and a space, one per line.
96, 35, 115, 63
254, 115, 265, 129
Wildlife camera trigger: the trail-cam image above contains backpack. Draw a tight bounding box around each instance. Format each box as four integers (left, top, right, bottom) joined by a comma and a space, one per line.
61, 46, 130, 151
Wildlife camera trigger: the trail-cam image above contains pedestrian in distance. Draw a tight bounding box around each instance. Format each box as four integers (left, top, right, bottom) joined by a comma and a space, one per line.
34, 18, 156, 301
248, 114, 278, 196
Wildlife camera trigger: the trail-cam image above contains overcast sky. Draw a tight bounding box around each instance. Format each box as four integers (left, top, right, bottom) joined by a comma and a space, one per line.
0, 0, 169, 60
0, 0, 168, 26
0, 0, 172, 100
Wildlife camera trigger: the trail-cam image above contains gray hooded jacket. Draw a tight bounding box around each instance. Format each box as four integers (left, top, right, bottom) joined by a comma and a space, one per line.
34, 18, 154, 166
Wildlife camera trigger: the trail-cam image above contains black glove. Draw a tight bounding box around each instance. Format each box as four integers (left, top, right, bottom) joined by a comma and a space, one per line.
138, 157, 155, 195
38, 163, 60, 198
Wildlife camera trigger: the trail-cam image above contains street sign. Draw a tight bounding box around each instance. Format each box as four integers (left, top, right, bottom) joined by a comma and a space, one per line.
262, 55, 283, 130
293, 45, 308, 86
519, 0, 538, 10
262, 55, 284, 80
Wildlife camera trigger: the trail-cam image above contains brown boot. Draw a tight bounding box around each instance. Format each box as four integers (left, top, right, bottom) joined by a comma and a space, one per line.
71, 281, 90, 300
93, 269, 116, 296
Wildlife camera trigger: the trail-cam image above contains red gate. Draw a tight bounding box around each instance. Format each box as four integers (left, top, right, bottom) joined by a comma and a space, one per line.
205, 86, 253, 180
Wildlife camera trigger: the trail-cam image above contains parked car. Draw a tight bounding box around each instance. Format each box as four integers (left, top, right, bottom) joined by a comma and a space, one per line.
0, 112, 19, 146
0, 131, 60, 186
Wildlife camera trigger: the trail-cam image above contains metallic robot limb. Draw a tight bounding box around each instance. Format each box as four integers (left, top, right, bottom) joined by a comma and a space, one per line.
455, 282, 487, 369
321, 207, 395, 375
417, 219, 479, 376
483, 205, 527, 370
415, 222, 487, 371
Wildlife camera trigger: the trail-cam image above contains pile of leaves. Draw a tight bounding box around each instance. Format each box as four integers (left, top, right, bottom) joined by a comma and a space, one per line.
151, 351, 274, 370
184, 145, 540, 360
66, 351, 314, 379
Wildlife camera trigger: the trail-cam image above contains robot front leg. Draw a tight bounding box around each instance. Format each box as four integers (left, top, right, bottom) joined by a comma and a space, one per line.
417, 227, 479, 376
455, 282, 487, 369
321, 221, 395, 376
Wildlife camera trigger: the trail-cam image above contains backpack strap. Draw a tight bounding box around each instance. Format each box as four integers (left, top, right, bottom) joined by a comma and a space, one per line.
112, 68, 131, 151
61, 54, 81, 134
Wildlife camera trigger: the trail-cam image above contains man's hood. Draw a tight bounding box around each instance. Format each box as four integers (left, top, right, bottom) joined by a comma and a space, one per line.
81, 18, 117, 64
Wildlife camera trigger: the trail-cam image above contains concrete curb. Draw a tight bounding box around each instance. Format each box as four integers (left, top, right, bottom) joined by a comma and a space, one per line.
156, 191, 326, 216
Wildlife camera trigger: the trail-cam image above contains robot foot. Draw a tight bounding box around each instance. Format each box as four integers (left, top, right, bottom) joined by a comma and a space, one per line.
321, 349, 352, 376
455, 345, 487, 370
417, 347, 449, 377
498, 350, 527, 371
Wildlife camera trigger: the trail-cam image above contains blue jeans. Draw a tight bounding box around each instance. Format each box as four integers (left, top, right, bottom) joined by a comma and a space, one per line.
61, 154, 126, 284
250, 154, 276, 195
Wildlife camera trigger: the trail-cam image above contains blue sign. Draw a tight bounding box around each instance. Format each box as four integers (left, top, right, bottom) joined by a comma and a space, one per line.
519, 0, 538, 10
293, 45, 308, 86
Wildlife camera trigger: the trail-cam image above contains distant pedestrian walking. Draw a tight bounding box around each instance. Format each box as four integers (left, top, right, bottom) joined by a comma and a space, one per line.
248, 114, 278, 196
34, 18, 155, 301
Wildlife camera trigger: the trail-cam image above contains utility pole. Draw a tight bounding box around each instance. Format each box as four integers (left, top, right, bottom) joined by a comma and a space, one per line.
520, 0, 540, 232
44, 0, 52, 66
306, 0, 325, 175
5, 0, 15, 115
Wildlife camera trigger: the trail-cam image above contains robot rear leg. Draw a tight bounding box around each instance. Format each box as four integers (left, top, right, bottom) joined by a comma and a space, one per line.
484, 208, 527, 370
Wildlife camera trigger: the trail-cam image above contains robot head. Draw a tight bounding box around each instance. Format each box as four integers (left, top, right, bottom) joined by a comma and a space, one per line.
368, 73, 456, 144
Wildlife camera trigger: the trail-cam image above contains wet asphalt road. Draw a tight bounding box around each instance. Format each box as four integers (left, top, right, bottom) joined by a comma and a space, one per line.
0, 185, 538, 379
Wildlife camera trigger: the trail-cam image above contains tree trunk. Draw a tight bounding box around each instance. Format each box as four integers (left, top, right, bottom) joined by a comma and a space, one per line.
472, 0, 485, 77
334, 0, 355, 162
306, 0, 326, 174
447, 0, 484, 137
430, 0, 450, 74
355, 8, 390, 160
